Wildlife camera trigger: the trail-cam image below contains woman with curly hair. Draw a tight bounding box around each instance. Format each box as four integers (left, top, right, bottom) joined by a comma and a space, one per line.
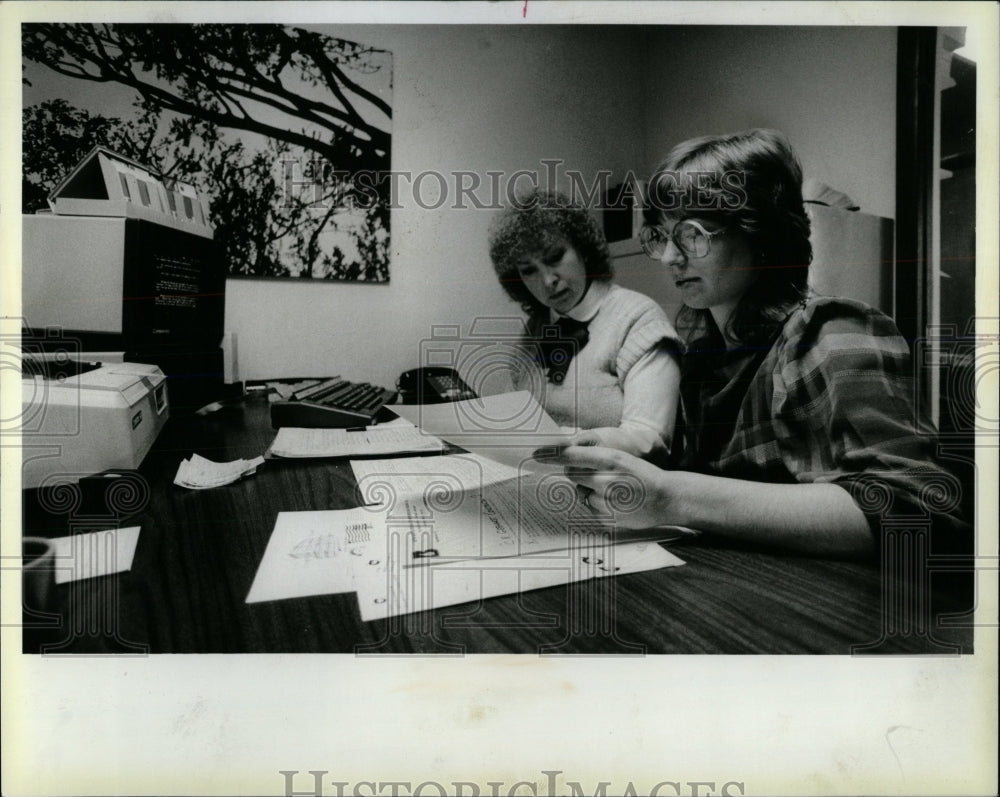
541, 129, 969, 557
488, 188, 682, 462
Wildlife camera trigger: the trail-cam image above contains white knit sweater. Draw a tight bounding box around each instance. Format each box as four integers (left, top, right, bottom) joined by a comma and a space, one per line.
511, 283, 681, 450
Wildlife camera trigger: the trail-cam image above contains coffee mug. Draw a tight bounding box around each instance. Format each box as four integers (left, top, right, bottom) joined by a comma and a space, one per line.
22, 536, 56, 615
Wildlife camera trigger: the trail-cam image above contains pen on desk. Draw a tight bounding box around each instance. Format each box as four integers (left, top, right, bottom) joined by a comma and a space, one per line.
346, 426, 366, 432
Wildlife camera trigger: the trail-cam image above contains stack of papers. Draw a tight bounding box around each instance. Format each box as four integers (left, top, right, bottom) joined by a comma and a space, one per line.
174, 453, 265, 489
246, 394, 696, 617
245, 506, 685, 618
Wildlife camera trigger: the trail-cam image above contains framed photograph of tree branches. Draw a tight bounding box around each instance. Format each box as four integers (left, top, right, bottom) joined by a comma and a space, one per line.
22, 23, 393, 282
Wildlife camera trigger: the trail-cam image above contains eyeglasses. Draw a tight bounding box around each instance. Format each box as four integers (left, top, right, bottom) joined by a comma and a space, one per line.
639, 219, 728, 260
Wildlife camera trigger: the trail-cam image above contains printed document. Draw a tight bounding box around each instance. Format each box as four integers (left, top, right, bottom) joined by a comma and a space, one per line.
268, 424, 444, 459
360, 469, 695, 562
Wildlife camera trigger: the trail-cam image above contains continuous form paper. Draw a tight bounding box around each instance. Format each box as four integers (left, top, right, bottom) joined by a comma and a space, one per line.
353, 539, 685, 621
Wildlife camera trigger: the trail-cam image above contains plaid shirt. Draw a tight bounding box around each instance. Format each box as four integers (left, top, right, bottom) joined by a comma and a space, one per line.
678, 297, 969, 545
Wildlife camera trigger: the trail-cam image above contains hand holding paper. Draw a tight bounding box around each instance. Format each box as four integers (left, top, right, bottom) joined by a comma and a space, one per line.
533, 443, 699, 531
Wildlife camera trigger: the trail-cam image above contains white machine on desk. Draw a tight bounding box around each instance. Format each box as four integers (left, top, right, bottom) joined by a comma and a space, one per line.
21, 359, 169, 489
22, 146, 227, 412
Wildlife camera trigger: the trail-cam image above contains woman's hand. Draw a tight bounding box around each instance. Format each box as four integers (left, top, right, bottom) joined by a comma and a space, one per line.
565, 429, 604, 447
565, 427, 670, 464
537, 443, 876, 556
535, 443, 687, 529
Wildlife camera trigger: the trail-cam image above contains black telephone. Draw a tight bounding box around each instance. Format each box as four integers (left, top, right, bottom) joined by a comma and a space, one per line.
396, 367, 477, 404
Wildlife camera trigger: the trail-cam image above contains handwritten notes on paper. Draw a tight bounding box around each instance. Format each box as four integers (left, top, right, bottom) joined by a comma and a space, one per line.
245, 509, 382, 603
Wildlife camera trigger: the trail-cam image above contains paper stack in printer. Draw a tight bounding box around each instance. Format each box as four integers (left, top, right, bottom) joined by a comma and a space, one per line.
174, 453, 265, 489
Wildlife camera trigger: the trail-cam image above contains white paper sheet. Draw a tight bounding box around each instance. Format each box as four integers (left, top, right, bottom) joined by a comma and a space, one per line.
51, 527, 141, 584
351, 453, 521, 505
376, 416, 420, 429
390, 391, 571, 471
354, 539, 685, 621
245, 509, 384, 603
174, 453, 264, 489
268, 425, 443, 459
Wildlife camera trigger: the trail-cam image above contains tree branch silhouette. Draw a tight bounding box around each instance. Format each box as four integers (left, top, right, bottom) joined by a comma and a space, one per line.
23, 22, 392, 281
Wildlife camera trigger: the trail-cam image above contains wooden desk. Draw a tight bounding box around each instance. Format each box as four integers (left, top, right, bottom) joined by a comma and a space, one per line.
23, 395, 974, 655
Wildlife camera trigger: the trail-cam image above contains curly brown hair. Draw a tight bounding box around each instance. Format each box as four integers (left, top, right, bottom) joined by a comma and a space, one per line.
488, 188, 613, 316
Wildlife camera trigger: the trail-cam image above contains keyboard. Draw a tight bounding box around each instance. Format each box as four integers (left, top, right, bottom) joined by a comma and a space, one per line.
269, 377, 397, 428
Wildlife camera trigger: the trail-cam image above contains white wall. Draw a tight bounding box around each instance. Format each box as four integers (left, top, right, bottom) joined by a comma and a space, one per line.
640, 26, 897, 219
226, 25, 899, 385
225, 25, 646, 386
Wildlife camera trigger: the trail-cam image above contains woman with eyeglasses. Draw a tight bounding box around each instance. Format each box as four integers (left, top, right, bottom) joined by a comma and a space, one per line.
540, 129, 968, 557
488, 188, 683, 462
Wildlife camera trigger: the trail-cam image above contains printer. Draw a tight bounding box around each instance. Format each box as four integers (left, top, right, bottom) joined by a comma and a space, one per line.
21, 359, 169, 489
23, 146, 227, 413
